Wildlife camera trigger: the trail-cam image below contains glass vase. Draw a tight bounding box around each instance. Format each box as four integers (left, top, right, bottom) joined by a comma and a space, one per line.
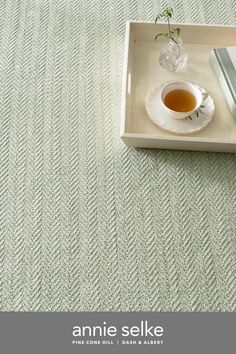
159, 38, 188, 72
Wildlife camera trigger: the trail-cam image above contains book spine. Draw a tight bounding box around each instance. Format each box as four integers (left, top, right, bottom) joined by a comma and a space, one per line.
210, 49, 236, 119
213, 48, 236, 105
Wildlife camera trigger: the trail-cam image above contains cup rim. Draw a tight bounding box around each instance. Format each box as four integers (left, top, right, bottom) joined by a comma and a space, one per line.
160, 80, 202, 117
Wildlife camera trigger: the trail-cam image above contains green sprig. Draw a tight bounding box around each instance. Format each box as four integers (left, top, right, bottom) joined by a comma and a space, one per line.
155, 7, 181, 44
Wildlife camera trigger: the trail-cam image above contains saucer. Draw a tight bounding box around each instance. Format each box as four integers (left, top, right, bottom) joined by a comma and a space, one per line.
145, 82, 215, 135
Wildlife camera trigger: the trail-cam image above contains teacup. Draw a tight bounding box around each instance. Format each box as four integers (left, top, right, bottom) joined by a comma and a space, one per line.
160, 81, 203, 119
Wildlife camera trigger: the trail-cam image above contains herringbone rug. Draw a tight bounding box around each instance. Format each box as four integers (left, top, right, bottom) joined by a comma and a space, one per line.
0, 0, 236, 311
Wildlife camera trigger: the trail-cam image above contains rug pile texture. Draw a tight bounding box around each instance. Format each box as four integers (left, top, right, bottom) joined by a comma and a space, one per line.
0, 0, 236, 311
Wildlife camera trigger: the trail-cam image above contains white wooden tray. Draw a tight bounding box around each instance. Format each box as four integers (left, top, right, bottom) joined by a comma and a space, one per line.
120, 21, 236, 153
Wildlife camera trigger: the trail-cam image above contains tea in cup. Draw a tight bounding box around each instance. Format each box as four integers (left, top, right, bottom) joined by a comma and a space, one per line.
160, 81, 203, 119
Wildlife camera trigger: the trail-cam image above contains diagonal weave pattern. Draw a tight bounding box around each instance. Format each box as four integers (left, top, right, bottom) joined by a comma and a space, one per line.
0, 0, 236, 311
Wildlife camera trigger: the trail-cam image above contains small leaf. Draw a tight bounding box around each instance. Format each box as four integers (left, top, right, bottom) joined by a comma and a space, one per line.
155, 15, 161, 22
155, 33, 165, 41
166, 7, 173, 17
173, 27, 181, 36
176, 27, 181, 36
155, 13, 165, 22
163, 10, 168, 17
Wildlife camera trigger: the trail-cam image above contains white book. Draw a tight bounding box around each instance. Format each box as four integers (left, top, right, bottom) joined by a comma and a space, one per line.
210, 46, 236, 119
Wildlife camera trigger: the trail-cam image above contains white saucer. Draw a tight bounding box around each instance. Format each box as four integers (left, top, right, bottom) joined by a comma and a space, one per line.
145, 82, 215, 135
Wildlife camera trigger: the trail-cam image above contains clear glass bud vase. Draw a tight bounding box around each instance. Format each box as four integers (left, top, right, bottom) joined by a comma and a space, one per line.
159, 38, 188, 72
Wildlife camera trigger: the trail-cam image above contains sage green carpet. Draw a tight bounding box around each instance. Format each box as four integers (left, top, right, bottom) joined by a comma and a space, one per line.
0, 0, 236, 311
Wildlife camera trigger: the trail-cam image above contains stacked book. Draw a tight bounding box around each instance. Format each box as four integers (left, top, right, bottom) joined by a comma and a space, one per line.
210, 46, 236, 119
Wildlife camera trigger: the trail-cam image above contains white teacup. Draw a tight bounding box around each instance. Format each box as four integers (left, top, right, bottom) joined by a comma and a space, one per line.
160, 81, 203, 119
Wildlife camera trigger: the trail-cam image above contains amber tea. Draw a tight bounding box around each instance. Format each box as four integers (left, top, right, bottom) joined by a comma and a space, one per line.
164, 89, 197, 112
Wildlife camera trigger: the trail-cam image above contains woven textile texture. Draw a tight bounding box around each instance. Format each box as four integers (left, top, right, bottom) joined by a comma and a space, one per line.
0, 0, 236, 311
